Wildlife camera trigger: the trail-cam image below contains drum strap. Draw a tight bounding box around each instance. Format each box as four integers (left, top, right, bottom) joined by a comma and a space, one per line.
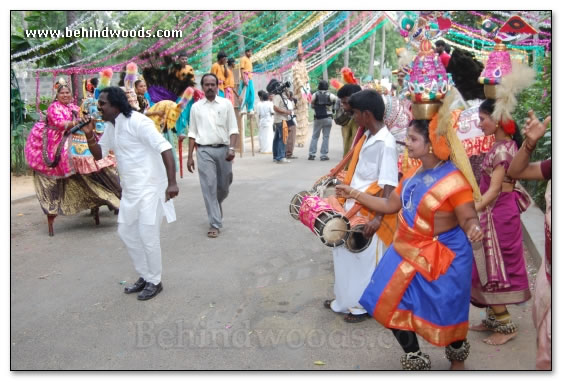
327, 130, 366, 177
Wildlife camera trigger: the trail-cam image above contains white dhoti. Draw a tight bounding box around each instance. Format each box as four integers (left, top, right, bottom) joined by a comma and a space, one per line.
117, 202, 165, 285
331, 236, 386, 315
328, 127, 397, 316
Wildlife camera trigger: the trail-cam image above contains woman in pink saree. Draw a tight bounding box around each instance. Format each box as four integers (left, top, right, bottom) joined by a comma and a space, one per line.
469, 98, 531, 346
25, 82, 121, 236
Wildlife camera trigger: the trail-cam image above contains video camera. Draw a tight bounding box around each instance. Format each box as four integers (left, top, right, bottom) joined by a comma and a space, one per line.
266, 79, 291, 95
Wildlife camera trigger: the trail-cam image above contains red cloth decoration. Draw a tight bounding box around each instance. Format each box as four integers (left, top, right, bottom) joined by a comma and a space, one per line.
500, 119, 516, 135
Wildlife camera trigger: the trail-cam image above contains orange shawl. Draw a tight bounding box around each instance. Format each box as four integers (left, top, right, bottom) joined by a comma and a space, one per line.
337, 134, 397, 246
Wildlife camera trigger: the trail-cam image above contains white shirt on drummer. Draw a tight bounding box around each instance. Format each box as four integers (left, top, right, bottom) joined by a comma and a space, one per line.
188, 96, 239, 145
345, 125, 398, 211
98, 111, 176, 225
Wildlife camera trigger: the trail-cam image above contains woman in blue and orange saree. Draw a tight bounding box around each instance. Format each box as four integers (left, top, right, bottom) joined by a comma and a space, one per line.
336, 98, 483, 370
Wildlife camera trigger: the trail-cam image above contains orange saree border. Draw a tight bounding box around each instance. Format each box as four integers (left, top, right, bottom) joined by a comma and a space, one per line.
388, 310, 469, 347
373, 260, 416, 325
372, 260, 469, 347
414, 170, 472, 236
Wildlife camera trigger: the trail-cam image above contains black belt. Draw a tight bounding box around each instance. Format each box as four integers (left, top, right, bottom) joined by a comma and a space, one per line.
197, 144, 226, 148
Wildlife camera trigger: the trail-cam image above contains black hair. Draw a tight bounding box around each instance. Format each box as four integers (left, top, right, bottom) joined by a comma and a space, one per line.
409, 119, 431, 144
200, 73, 219, 87
258, 90, 269, 101
245, 47, 252, 53
178, 52, 188, 58
444, 44, 451, 54
513, 124, 523, 148
479, 98, 495, 115
318, 80, 329, 91
337, 84, 362, 99
435, 40, 446, 48
217, 51, 227, 60
479, 99, 523, 148
446, 47, 485, 101
90, 78, 99, 87
227, 58, 235, 66
134, 79, 145, 88
100, 87, 133, 118
348, 89, 385, 121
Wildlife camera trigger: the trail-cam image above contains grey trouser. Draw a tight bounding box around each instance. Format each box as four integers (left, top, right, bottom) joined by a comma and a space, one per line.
309, 117, 332, 157
196, 145, 233, 229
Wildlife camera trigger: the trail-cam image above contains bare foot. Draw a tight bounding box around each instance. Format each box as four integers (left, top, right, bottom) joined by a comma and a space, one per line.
450, 361, 465, 370
469, 322, 493, 332
482, 331, 517, 345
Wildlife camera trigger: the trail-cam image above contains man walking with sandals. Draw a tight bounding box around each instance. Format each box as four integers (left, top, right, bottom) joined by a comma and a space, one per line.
188, 73, 239, 238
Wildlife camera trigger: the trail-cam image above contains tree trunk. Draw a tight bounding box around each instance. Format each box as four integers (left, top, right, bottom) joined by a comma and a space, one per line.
380, 24, 386, 80
319, 22, 328, 81
343, 11, 350, 67
234, 11, 246, 57
281, 12, 288, 57
368, 28, 376, 79
202, 12, 213, 72
66, 11, 81, 101
20, 11, 27, 30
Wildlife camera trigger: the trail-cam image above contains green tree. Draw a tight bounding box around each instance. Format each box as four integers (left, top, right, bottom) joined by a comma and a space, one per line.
10, 11, 86, 68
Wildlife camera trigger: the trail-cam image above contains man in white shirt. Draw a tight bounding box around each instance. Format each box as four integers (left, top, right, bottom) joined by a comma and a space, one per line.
187, 74, 239, 238
327, 90, 398, 323
84, 87, 179, 301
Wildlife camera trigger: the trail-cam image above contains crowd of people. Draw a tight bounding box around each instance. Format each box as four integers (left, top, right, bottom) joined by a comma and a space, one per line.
23, 36, 551, 370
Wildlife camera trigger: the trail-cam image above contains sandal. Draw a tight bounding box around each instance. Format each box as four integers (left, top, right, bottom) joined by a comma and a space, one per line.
207, 228, 220, 238
323, 300, 333, 309
343, 313, 369, 323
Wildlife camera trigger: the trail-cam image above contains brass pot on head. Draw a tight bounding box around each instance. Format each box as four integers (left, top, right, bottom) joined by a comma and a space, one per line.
412, 102, 441, 120
484, 84, 497, 100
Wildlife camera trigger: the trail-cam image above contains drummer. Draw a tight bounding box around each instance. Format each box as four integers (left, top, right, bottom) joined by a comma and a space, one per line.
324, 89, 398, 323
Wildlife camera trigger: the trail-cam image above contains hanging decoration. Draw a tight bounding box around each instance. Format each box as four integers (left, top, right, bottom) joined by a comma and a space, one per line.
13, 10, 550, 108
397, 11, 453, 49
83, 11, 173, 68
304, 13, 386, 76
469, 11, 551, 36
11, 12, 96, 59
251, 12, 335, 62
253, 11, 348, 73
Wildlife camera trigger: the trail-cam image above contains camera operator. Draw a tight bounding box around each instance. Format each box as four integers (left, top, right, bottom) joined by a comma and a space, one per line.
269, 80, 293, 164
308, 80, 337, 161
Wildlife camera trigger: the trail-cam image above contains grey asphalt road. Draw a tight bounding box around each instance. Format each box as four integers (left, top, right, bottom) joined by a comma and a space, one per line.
10, 122, 539, 370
